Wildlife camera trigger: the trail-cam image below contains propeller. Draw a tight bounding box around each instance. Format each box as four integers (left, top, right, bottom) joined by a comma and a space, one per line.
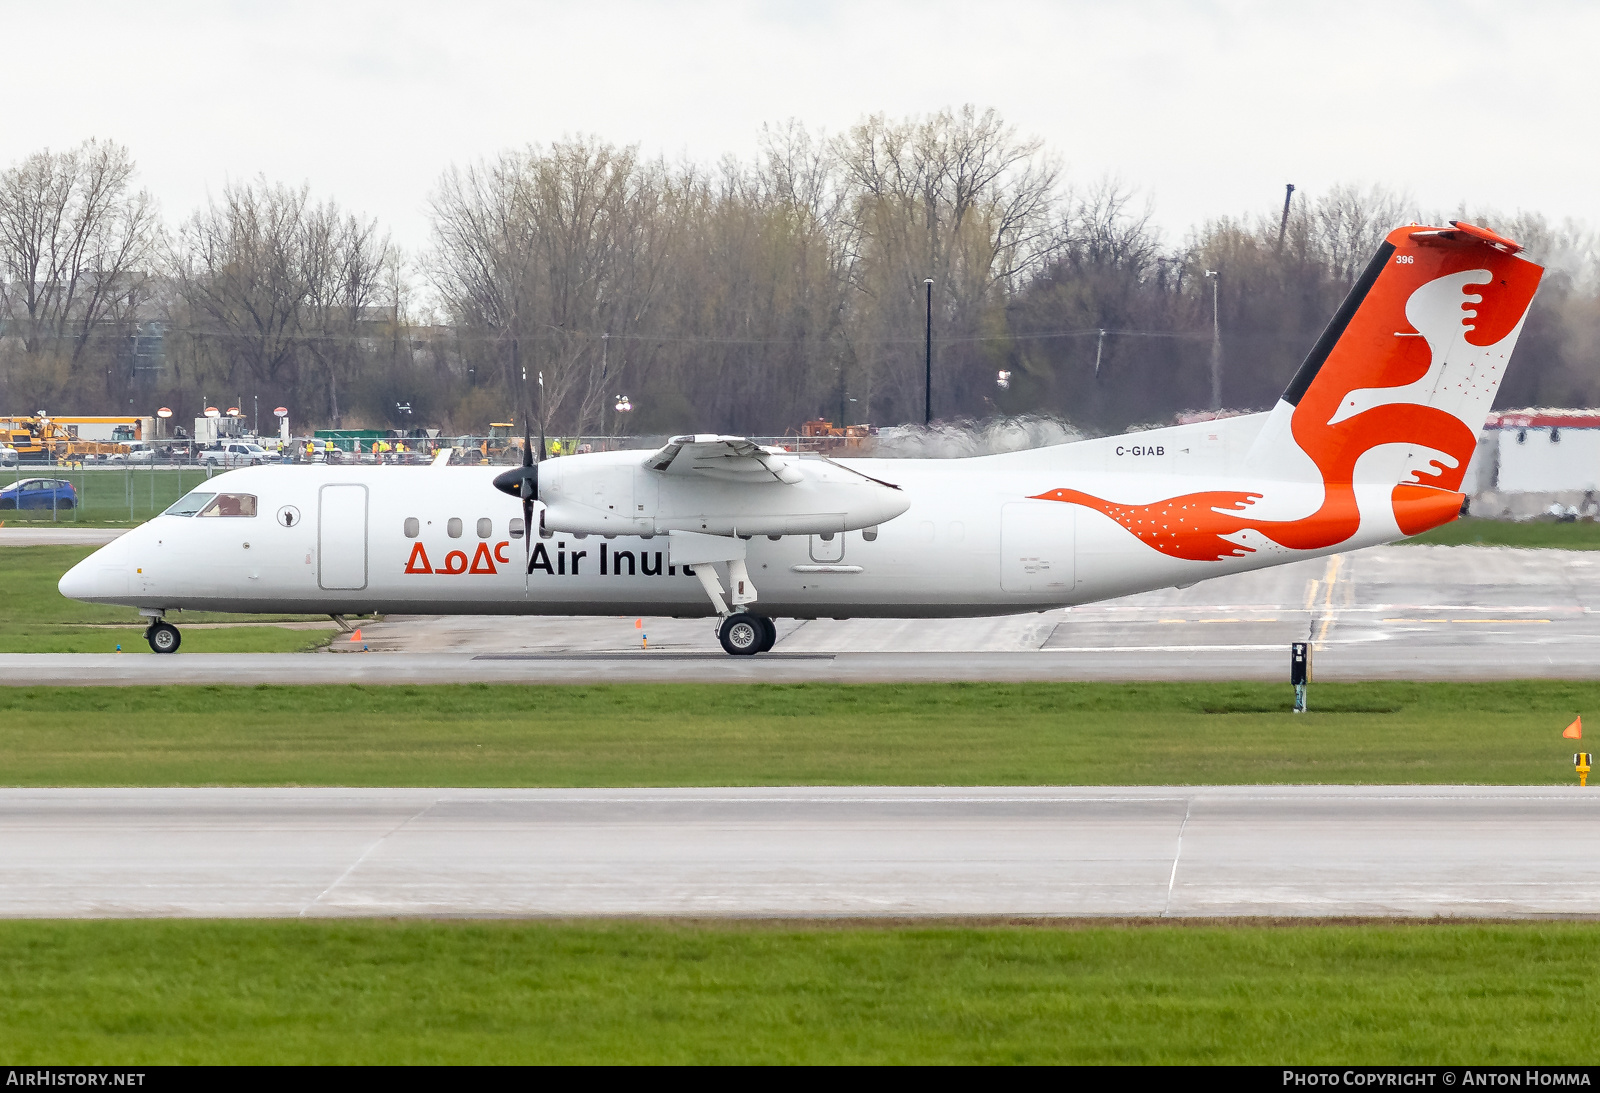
491, 370, 541, 592
490, 433, 537, 590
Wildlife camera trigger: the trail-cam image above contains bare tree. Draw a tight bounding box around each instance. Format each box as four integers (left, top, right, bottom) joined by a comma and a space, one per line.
301, 200, 391, 425
169, 179, 389, 422
172, 180, 312, 393
0, 139, 157, 404
833, 106, 1058, 421
1312, 183, 1415, 283
428, 139, 674, 438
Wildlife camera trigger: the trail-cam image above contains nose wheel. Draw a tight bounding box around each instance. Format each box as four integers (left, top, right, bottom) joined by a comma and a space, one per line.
718, 613, 776, 656
145, 621, 181, 654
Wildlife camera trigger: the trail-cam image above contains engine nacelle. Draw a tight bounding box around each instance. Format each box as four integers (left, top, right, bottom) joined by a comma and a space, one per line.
536, 449, 909, 537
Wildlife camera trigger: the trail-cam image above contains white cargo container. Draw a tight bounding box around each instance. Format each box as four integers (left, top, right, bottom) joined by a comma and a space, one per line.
1486, 410, 1600, 493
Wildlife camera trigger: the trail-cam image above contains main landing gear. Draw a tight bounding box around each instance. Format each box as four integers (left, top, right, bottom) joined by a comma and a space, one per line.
718, 613, 776, 656
145, 621, 181, 654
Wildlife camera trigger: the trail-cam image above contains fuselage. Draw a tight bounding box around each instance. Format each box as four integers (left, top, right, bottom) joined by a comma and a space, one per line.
57, 412, 1416, 621
58, 221, 1543, 647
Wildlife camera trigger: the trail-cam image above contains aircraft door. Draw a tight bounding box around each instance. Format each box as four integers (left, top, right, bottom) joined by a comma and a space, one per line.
632, 466, 656, 525
318, 483, 369, 590
1000, 501, 1075, 594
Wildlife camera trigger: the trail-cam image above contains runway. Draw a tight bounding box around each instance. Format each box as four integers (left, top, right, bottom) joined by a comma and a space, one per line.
5, 786, 1599, 918
8, 544, 1600, 682
0, 526, 126, 546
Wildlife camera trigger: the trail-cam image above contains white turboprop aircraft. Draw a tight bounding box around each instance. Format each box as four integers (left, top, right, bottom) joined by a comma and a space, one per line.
62, 222, 1544, 656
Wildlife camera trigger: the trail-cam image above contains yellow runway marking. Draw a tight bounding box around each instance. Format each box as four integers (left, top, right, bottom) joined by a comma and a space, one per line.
1381, 617, 1550, 624
1450, 619, 1551, 624
1314, 554, 1343, 650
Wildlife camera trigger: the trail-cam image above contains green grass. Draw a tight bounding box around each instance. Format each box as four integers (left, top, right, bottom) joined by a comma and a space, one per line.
0, 545, 332, 652
0, 465, 211, 526
0, 680, 1590, 786
2, 919, 1598, 1064
1403, 516, 1600, 549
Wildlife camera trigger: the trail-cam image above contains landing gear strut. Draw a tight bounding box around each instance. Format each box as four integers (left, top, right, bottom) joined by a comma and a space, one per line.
145, 621, 181, 654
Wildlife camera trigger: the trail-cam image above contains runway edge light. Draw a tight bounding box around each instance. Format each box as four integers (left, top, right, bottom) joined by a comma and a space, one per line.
1576, 753, 1592, 788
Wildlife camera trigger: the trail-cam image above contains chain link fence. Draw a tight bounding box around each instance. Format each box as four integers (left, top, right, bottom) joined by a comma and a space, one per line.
0, 432, 887, 524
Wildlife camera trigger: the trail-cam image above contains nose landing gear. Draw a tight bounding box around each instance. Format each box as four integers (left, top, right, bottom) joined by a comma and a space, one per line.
718, 613, 777, 656
145, 621, 181, 654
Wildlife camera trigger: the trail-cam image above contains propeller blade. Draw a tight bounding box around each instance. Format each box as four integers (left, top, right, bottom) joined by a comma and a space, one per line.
491, 462, 538, 591
522, 486, 533, 594
523, 421, 533, 592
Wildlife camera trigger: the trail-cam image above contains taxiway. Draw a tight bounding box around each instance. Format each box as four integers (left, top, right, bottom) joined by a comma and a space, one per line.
5, 544, 1600, 682
4, 786, 1597, 918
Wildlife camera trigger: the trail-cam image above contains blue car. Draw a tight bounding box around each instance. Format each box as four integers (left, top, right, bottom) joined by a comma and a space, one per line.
0, 477, 78, 510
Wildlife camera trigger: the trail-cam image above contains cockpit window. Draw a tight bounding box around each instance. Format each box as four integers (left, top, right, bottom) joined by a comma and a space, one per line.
164, 491, 215, 517
197, 493, 258, 518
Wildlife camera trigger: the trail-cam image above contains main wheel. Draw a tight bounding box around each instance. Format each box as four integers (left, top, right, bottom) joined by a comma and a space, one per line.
146, 621, 181, 654
718, 614, 762, 656
754, 615, 777, 653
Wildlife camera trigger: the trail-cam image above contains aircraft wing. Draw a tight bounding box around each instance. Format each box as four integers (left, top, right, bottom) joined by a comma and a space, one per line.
642, 434, 803, 484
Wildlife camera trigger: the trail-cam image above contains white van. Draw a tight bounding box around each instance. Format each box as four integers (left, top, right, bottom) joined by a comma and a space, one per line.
109, 442, 157, 464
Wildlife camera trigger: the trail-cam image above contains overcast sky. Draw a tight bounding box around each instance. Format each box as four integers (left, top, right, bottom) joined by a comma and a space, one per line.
4, 0, 1595, 255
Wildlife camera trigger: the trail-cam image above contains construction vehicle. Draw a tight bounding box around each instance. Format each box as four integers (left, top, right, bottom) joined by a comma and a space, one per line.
796, 419, 871, 453
487, 421, 527, 462
0, 414, 149, 463
55, 416, 153, 442
487, 422, 516, 449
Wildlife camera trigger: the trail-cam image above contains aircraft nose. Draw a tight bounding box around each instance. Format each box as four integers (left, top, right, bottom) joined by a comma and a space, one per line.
58, 552, 130, 603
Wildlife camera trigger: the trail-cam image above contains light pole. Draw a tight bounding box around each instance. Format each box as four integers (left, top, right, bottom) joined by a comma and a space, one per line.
600, 332, 609, 448
923, 278, 934, 425
1205, 269, 1222, 412
1277, 183, 1296, 253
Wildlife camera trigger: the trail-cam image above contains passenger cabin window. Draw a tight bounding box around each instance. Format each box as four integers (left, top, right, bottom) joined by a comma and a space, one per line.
477, 517, 492, 539
164, 491, 216, 517
509, 518, 525, 539
404, 517, 420, 538
197, 493, 257, 517
447, 517, 463, 538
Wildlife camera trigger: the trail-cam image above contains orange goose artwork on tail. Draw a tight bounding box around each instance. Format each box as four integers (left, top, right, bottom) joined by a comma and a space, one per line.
1031, 222, 1544, 561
